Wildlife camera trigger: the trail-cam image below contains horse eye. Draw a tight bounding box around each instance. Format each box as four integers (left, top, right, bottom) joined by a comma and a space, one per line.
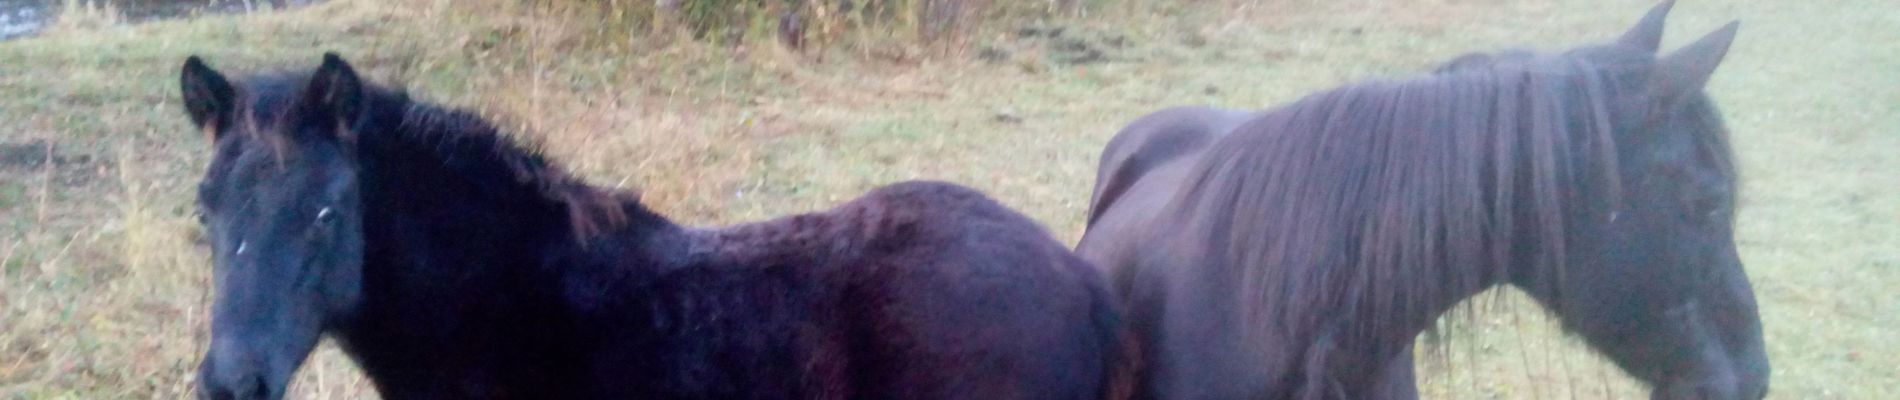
316, 207, 335, 223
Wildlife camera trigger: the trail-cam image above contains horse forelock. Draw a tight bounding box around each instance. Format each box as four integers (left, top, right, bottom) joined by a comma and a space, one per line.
218, 73, 306, 167
1174, 52, 1632, 347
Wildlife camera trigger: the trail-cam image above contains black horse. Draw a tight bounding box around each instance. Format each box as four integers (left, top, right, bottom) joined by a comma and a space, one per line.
183, 54, 1125, 400
1077, 2, 1767, 398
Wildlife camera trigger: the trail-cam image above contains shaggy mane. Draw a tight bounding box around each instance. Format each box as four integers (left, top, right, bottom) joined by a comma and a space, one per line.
1167, 49, 1651, 345
391, 102, 635, 239
232, 72, 635, 239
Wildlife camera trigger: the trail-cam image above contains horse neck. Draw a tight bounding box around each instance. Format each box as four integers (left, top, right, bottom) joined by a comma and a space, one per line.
1223, 72, 1611, 369
1355, 69, 1610, 348
347, 103, 676, 288
337, 118, 684, 388
357, 131, 568, 271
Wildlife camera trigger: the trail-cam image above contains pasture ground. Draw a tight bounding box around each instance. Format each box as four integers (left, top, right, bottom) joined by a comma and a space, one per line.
1, 0, 1894, 398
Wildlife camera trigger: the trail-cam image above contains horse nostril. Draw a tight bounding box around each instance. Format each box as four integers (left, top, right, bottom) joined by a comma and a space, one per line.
200, 385, 236, 400
200, 376, 268, 400
199, 353, 273, 400
245, 374, 271, 400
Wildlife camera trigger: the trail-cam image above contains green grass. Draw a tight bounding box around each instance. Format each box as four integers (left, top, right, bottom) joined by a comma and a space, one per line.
2, 0, 1896, 398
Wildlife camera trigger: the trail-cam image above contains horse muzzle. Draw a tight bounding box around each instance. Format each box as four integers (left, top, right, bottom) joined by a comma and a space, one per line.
197, 340, 290, 400
1651, 354, 1769, 400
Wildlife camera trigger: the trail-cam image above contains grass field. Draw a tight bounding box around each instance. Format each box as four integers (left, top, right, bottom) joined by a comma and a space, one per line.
2, 0, 1895, 398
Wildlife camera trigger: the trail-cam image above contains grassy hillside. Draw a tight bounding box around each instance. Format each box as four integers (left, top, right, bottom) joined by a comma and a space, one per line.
1, 0, 1894, 398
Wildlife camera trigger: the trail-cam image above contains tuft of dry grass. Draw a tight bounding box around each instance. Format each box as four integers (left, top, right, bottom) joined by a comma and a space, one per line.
2, 0, 1896, 398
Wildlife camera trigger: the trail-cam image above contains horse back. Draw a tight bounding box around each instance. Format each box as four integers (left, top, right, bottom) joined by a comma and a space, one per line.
699, 181, 1125, 399
841, 181, 1125, 400
1087, 106, 1256, 226
1079, 107, 1254, 281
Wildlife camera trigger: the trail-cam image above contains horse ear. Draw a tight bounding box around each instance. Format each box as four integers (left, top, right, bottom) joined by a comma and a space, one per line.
1652, 22, 1739, 106
181, 56, 237, 143
1617, 1, 1674, 52
299, 52, 365, 143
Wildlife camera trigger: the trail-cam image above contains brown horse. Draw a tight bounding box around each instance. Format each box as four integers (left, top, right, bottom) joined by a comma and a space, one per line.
1077, 2, 1767, 399
182, 54, 1125, 399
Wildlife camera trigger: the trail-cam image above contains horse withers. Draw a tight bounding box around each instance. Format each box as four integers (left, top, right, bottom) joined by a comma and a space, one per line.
183, 54, 1125, 399
1077, 2, 1766, 398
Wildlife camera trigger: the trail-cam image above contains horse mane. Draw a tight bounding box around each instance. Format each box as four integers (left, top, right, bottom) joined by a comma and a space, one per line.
228, 71, 637, 240
1171, 49, 1648, 344
388, 100, 637, 240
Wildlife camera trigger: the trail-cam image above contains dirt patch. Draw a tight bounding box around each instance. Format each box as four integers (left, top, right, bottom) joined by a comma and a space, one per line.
0, 139, 95, 170
0, 139, 52, 169
977, 23, 1131, 66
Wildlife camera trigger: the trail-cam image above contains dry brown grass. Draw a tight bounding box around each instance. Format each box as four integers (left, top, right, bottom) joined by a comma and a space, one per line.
2, 0, 1895, 398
